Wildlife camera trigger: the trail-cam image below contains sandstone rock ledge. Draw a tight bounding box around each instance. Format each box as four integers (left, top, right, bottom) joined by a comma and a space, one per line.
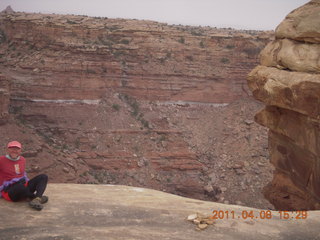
1, 184, 319, 240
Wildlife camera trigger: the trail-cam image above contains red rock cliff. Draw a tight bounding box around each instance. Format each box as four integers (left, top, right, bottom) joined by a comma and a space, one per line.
0, 12, 272, 208
0, 12, 270, 104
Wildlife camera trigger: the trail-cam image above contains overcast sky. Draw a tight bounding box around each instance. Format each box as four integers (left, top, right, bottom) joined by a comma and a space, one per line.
0, 0, 310, 30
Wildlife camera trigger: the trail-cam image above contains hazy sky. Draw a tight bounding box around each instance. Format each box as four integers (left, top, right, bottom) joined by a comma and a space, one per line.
0, 0, 310, 30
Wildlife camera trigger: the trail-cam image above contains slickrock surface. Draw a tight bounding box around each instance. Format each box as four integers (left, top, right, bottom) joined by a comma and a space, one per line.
248, 0, 320, 210
1, 184, 319, 240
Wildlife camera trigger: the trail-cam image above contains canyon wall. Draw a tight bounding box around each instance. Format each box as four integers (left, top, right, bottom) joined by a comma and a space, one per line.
0, 11, 272, 208
0, 12, 270, 105
248, 0, 320, 210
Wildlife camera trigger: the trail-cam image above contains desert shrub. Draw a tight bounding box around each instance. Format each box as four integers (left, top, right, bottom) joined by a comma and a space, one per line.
130, 101, 139, 117
191, 30, 203, 36
243, 47, 261, 56
226, 44, 235, 49
186, 55, 193, 61
66, 19, 77, 24
120, 39, 130, 44
86, 69, 96, 74
0, 29, 6, 44
119, 94, 150, 129
112, 104, 120, 111
178, 36, 185, 44
220, 57, 230, 64
9, 106, 23, 114
113, 50, 125, 57
107, 25, 121, 32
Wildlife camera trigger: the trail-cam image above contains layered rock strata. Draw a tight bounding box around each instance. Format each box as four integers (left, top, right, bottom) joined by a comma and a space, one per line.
0, 12, 270, 104
248, 0, 320, 210
0, 12, 272, 207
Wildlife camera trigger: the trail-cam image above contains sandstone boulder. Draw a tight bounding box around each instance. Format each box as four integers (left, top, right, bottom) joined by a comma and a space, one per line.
275, 0, 320, 43
248, 66, 320, 118
260, 39, 320, 73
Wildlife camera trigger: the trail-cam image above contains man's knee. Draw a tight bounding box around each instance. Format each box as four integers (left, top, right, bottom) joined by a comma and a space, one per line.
37, 174, 48, 182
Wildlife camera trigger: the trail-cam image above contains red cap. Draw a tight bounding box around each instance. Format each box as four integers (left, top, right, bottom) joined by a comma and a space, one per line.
7, 141, 22, 149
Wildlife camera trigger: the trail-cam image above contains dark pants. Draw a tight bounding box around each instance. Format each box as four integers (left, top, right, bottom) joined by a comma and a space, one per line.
7, 174, 48, 202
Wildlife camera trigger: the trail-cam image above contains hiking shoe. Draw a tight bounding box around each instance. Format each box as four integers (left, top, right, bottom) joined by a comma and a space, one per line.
29, 197, 43, 211
40, 195, 49, 204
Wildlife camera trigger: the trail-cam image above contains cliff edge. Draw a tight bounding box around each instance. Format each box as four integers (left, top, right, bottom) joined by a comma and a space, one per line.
1, 184, 319, 240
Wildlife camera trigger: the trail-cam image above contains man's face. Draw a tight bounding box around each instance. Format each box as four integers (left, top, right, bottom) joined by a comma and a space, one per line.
7, 147, 22, 159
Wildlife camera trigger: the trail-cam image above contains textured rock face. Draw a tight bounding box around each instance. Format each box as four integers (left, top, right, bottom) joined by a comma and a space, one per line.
0, 12, 269, 104
248, 0, 320, 210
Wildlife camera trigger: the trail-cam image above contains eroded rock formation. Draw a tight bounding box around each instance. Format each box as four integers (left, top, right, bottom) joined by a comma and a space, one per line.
248, 0, 320, 210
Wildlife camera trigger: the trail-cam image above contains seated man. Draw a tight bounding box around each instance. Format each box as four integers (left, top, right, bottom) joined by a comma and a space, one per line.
0, 141, 48, 210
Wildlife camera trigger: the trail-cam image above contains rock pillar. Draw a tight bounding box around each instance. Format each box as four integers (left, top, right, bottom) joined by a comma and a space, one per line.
247, 0, 320, 210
